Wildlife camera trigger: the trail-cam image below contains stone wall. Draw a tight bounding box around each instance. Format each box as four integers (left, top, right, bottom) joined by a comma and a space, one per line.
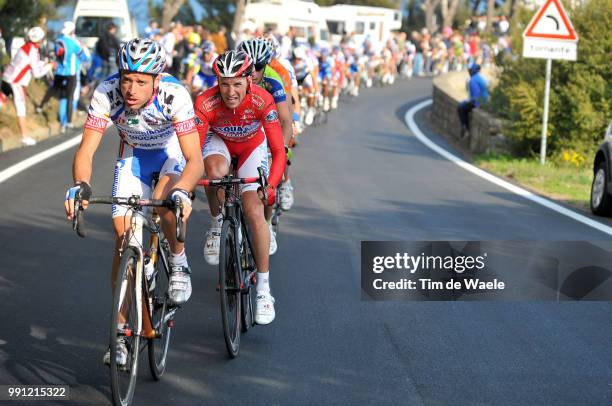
431, 69, 509, 154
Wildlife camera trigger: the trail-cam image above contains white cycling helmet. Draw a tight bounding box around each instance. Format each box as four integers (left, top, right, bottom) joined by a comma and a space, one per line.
238, 38, 272, 68
266, 35, 280, 59
118, 38, 166, 74
292, 46, 307, 61
27, 27, 45, 43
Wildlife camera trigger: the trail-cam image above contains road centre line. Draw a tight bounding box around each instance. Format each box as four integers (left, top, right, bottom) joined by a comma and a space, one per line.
405, 99, 612, 237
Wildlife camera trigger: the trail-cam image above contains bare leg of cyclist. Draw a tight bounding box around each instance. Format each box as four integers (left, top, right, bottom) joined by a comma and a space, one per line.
203, 155, 229, 265
204, 155, 230, 216
242, 191, 270, 273
111, 216, 133, 326
243, 190, 275, 323
153, 174, 184, 255
154, 173, 193, 305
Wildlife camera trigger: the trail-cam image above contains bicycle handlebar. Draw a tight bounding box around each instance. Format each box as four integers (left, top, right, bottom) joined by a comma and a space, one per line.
197, 176, 261, 187
73, 195, 186, 242
197, 167, 269, 204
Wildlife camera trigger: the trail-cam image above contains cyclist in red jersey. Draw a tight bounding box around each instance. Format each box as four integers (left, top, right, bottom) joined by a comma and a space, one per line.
194, 50, 286, 325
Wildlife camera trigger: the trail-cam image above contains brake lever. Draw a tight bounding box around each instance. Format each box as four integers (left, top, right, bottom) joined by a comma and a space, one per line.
174, 196, 186, 243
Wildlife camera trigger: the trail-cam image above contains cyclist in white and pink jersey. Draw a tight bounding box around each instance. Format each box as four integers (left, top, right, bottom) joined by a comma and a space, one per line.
0, 27, 53, 146
64, 38, 203, 367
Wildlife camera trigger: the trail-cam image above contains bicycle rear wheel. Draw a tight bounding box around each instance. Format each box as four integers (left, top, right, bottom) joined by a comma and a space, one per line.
110, 247, 141, 406
219, 220, 241, 357
148, 236, 172, 380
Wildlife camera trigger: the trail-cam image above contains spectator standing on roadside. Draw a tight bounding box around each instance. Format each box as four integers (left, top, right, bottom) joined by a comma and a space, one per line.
160, 25, 177, 72
210, 26, 228, 53
38, 21, 90, 133
145, 20, 160, 39
411, 31, 423, 76
0, 27, 53, 146
95, 22, 120, 78
457, 64, 489, 137
498, 16, 510, 35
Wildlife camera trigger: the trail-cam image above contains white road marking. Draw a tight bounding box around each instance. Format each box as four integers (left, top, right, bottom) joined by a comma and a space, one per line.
0, 135, 81, 185
405, 99, 612, 237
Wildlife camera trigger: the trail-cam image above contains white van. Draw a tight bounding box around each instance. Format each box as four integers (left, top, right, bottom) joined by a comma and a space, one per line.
73, 0, 137, 50
240, 0, 329, 48
321, 5, 401, 49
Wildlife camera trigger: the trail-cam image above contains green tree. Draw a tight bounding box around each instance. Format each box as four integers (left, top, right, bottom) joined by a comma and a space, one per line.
490, 0, 611, 161
0, 0, 69, 38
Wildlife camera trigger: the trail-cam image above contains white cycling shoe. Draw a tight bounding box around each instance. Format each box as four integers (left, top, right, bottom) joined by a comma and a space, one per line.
103, 337, 128, 367
255, 292, 275, 325
21, 136, 37, 146
204, 228, 221, 265
168, 266, 192, 305
305, 108, 315, 126
279, 182, 294, 211
269, 223, 277, 256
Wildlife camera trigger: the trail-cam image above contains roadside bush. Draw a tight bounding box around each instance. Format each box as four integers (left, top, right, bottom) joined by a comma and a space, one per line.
489, 0, 611, 164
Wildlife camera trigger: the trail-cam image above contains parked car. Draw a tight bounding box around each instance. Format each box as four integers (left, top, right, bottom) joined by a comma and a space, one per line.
590, 120, 612, 215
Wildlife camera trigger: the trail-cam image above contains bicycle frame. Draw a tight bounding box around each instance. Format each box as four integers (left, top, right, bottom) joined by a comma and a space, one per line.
74, 194, 183, 340
198, 165, 267, 289
121, 212, 167, 340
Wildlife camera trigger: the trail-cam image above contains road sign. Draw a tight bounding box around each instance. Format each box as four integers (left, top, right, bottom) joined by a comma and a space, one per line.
521, 0, 578, 164
523, 0, 578, 61
524, 0, 577, 40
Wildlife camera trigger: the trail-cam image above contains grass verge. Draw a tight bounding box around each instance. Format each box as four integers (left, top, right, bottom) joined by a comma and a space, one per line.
473, 154, 593, 211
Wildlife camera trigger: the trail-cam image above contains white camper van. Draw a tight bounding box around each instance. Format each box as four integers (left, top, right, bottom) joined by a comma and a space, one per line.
73, 0, 137, 50
322, 5, 401, 49
240, 0, 329, 47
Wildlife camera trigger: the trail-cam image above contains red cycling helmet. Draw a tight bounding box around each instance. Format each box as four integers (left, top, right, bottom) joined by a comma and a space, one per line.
213, 50, 253, 78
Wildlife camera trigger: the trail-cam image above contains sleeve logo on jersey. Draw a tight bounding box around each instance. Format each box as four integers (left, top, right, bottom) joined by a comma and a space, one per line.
273, 90, 285, 99
84, 113, 109, 132
174, 118, 196, 136
251, 94, 265, 110
265, 110, 279, 123
203, 94, 221, 112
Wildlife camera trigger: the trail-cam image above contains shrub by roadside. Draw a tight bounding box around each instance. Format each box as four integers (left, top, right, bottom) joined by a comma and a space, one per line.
489, 0, 611, 164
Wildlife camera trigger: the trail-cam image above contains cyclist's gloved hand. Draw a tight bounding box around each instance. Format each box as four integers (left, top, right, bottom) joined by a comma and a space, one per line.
64, 181, 91, 220
169, 189, 192, 207
266, 184, 276, 206
285, 145, 293, 163
168, 188, 193, 221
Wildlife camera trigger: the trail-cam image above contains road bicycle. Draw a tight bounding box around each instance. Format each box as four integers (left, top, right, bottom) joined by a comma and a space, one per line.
72, 177, 186, 406
198, 161, 267, 358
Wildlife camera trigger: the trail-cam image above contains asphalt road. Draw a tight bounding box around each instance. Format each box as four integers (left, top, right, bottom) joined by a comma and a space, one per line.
1, 78, 611, 405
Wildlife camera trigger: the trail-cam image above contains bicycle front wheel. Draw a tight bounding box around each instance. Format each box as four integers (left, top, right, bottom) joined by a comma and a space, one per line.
219, 220, 241, 358
110, 247, 141, 406
148, 236, 172, 380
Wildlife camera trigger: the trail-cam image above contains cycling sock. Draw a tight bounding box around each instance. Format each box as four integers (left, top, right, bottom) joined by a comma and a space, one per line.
256, 271, 270, 294
169, 249, 189, 268
211, 214, 222, 229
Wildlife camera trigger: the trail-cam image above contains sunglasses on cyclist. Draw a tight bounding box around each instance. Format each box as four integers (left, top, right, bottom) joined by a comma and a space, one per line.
254, 62, 267, 71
